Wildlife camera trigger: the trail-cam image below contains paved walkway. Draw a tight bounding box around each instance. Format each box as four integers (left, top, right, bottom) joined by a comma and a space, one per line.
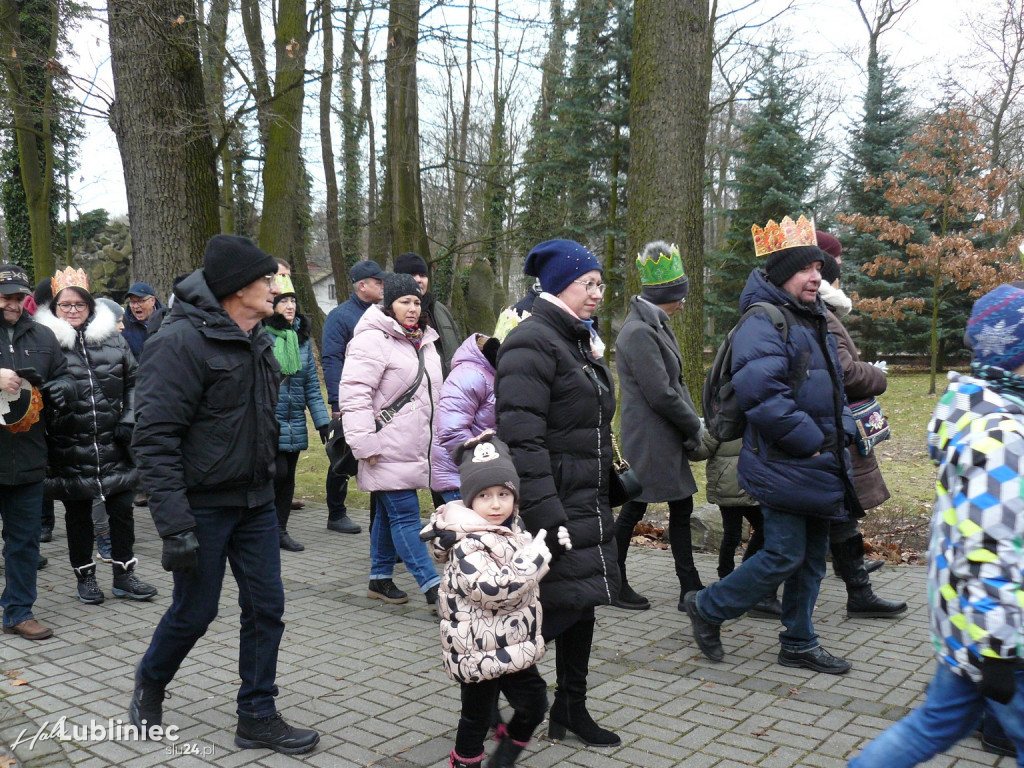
0, 503, 1013, 768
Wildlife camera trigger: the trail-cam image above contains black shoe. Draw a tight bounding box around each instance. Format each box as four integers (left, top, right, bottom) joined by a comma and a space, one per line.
846, 587, 907, 618
39, 527, 52, 543
425, 585, 439, 615
683, 590, 724, 662
37, 555, 47, 570
981, 730, 1017, 758
235, 712, 320, 755
367, 578, 408, 604
613, 579, 650, 610
778, 646, 851, 675
129, 665, 166, 728
747, 595, 783, 619
278, 530, 305, 552
74, 563, 105, 605
327, 515, 361, 534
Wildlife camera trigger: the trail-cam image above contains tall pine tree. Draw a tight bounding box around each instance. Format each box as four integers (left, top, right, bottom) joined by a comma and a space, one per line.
706, 48, 818, 341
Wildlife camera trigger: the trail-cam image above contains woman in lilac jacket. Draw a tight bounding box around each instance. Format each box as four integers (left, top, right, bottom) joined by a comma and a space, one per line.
339, 274, 443, 612
431, 333, 501, 501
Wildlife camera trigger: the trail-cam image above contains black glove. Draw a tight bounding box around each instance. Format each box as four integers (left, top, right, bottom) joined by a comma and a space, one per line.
161, 530, 199, 574
15, 368, 42, 387
419, 522, 458, 550
114, 423, 133, 448
39, 379, 69, 412
318, 423, 331, 445
980, 658, 1017, 705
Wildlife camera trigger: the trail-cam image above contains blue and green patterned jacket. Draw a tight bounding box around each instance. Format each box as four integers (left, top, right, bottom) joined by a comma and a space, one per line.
926, 370, 1024, 681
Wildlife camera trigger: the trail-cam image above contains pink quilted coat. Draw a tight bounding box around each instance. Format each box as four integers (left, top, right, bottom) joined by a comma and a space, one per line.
422, 501, 548, 684
339, 305, 443, 491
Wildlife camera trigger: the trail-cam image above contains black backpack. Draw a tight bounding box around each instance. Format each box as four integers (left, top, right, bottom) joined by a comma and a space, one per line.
702, 302, 789, 441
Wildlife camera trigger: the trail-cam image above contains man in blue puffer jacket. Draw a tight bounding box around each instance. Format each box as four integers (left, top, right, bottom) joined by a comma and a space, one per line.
684, 215, 862, 675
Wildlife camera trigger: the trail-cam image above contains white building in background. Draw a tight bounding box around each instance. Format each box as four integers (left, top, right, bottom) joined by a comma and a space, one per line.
312, 271, 338, 313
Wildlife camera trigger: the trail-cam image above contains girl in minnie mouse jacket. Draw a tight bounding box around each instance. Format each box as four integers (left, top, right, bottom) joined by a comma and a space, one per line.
421, 431, 570, 768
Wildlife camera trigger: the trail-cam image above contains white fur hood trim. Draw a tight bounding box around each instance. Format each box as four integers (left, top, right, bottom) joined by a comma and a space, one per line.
34, 301, 120, 350
819, 281, 853, 319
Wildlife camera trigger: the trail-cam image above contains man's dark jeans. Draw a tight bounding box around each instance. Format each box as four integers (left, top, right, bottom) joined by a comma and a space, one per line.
696, 505, 829, 653
138, 502, 284, 718
0, 481, 42, 627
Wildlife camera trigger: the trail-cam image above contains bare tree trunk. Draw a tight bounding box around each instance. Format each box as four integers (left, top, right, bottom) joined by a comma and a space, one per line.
360, 8, 382, 262
320, 0, 346, 299
201, 0, 232, 232
628, 0, 711, 400
0, 0, 57, 280
448, 0, 474, 262
107, 0, 219, 297
384, 0, 431, 260
239, 0, 272, 144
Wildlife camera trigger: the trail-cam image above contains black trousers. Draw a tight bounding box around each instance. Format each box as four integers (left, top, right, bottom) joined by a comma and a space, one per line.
64, 490, 134, 568
615, 496, 703, 593
273, 451, 300, 530
325, 465, 349, 521
718, 504, 764, 579
454, 665, 547, 758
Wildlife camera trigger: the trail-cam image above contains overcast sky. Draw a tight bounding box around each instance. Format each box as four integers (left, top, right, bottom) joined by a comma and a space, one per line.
67, 0, 975, 220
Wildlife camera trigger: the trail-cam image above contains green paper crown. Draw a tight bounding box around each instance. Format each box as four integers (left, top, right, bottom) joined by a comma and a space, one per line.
636, 243, 685, 286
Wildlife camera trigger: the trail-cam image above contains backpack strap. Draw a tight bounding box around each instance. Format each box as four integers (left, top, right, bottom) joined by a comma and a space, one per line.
738, 301, 788, 342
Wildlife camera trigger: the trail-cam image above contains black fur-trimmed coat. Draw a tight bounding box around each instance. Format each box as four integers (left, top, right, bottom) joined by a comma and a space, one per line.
35, 302, 137, 500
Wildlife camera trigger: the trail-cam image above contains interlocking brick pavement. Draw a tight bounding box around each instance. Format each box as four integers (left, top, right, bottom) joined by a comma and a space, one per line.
0, 504, 1013, 768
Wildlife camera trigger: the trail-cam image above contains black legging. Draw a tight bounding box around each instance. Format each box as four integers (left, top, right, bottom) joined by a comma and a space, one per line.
614, 496, 702, 593
64, 490, 134, 568
454, 667, 547, 758
274, 451, 300, 530
717, 504, 764, 579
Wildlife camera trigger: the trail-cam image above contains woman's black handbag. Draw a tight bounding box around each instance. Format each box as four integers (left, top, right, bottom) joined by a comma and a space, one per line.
608, 433, 642, 507
849, 397, 891, 457
326, 347, 426, 477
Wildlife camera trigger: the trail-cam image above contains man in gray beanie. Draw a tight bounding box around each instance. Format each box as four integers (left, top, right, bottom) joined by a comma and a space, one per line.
129, 235, 320, 754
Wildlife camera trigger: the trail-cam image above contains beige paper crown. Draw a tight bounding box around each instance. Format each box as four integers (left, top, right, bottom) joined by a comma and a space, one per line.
751, 215, 816, 258
51, 266, 89, 295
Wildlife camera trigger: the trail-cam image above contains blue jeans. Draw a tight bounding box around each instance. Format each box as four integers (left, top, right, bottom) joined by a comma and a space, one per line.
371, 490, 440, 592
138, 503, 284, 718
696, 506, 829, 652
849, 662, 1024, 768
0, 482, 42, 627
439, 489, 461, 503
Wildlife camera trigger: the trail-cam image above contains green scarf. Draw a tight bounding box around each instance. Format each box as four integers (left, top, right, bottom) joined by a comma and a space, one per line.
266, 323, 301, 375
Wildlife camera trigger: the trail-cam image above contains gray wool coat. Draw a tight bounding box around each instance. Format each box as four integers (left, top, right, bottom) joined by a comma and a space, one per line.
615, 297, 704, 503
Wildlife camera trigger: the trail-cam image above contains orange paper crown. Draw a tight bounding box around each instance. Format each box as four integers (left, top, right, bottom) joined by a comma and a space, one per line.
51, 266, 89, 296
751, 215, 817, 258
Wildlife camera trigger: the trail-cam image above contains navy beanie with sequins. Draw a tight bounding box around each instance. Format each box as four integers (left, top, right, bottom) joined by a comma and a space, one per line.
966, 284, 1024, 372
524, 239, 603, 297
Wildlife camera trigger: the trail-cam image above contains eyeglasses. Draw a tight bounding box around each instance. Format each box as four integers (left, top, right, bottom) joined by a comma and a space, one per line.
56, 302, 88, 312
262, 274, 277, 286
572, 280, 607, 296
128, 296, 153, 305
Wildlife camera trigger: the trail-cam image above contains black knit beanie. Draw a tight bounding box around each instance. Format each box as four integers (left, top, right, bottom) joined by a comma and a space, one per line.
394, 252, 429, 276
455, 432, 519, 504
202, 235, 279, 299
820, 251, 841, 284
382, 272, 422, 308
765, 245, 824, 286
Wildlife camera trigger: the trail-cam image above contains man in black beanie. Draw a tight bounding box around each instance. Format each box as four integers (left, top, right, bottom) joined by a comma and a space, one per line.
129, 234, 319, 754
684, 215, 862, 676
393, 252, 460, 376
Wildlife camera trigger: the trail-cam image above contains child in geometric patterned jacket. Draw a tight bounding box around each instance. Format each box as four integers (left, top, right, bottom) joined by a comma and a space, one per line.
420, 430, 571, 768
848, 284, 1024, 768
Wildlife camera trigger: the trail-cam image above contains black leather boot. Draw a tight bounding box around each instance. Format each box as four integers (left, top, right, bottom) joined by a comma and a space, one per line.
831, 534, 906, 618
547, 618, 621, 747
487, 732, 528, 767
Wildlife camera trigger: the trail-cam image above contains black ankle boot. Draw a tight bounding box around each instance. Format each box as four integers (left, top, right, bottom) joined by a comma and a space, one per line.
235, 712, 319, 754
112, 558, 158, 601
74, 563, 104, 604
612, 570, 650, 610
548, 618, 621, 747
831, 533, 907, 618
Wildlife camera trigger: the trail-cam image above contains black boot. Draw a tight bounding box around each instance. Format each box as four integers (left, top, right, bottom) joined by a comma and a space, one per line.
112, 558, 158, 601
831, 534, 906, 618
129, 664, 167, 728
74, 563, 104, 604
235, 712, 320, 754
547, 618, 621, 747
279, 530, 305, 552
487, 732, 528, 767
612, 560, 650, 610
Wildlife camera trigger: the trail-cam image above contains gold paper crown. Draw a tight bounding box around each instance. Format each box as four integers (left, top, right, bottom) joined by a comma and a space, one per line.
51, 266, 89, 296
751, 215, 816, 258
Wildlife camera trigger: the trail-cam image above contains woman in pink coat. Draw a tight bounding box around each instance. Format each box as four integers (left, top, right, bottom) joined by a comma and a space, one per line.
339, 273, 444, 612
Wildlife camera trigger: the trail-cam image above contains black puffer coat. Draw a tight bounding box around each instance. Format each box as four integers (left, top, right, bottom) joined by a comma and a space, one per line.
495, 297, 620, 613
132, 270, 280, 537
34, 302, 137, 500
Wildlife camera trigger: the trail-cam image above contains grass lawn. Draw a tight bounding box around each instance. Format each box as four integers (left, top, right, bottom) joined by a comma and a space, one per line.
291, 370, 944, 555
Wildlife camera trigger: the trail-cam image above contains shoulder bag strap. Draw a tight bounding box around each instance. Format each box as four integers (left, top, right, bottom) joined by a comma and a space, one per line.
376, 344, 427, 428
